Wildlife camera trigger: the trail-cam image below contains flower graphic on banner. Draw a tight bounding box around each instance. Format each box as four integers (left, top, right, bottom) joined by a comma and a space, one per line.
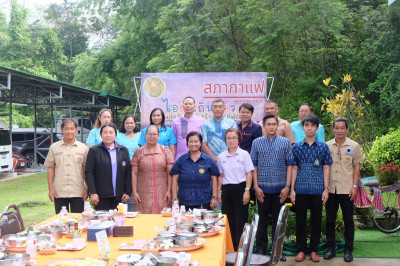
143, 77, 166, 99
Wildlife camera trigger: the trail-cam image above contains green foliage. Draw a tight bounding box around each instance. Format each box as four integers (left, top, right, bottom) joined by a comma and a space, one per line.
368, 128, 400, 169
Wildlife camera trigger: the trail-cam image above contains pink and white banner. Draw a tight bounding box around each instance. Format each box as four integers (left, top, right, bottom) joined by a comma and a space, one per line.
140, 72, 267, 127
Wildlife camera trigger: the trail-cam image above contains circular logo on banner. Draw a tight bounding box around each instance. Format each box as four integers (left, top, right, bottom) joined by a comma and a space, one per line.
143, 77, 166, 99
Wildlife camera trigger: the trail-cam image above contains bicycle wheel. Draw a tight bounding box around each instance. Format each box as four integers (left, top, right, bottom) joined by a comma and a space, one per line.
372, 191, 400, 234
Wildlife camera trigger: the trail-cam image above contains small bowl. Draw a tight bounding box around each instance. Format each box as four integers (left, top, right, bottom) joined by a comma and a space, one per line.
177, 232, 198, 238
50, 221, 68, 233
157, 231, 176, 238
3, 234, 26, 247
174, 236, 196, 247
5, 253, 30, 265
43, 228, 62, 239
153, 236, 174, 246
176, 223, 193, 233
193, 225, 211, 233
202, 211, 219, 221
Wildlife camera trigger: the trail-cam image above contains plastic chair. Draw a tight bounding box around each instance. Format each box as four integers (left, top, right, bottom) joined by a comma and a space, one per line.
247, 205, 289, 266
226, 223, 252, 266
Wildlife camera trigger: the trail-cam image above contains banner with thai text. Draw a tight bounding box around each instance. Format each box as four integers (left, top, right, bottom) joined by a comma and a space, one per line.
140, 72, 267, 127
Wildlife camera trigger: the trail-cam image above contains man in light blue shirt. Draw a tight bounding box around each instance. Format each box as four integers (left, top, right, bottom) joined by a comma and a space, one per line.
201, 99, 237, 162
291, 103, 325, 143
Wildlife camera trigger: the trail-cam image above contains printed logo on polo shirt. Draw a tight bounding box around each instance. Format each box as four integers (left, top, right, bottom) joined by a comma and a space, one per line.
76, 156, 82, 163
345, 157, 351, 163
314, 159, 319, 166
122, 161, 126, 166
199, 168, 205, 174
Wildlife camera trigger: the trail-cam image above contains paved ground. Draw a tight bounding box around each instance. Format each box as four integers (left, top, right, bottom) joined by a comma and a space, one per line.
0, 167, 42, 181
283, 256, 400, 266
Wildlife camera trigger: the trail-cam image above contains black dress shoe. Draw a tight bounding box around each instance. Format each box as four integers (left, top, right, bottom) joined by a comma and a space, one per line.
344, 250, 353, 262
324, 248, 335, 260
280, 256, 286, 262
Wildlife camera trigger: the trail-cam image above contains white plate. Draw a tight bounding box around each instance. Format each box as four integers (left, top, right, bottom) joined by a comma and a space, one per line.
56, 243, 87, 251
126, 211, 139, 218
116, 253, 142, 263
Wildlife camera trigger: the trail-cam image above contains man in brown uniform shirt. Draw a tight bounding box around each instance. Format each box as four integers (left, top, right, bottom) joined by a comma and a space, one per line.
324, 117, 363, 262
44, 119, 89, 214
259, 99, 295, 144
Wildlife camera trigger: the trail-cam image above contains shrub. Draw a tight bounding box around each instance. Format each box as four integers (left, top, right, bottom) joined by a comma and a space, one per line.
368, 128, 400, 169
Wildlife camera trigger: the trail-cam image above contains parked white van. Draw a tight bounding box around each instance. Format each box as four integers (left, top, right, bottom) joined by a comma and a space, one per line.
0, 120, 13, 172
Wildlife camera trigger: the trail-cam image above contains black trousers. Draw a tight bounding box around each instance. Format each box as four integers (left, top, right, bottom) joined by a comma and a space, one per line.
295, 194, 322, 253
255, 192, 282, 252
326, 193, 355, 251
54, 197, 84, 214
95, 197, 121, 211
221, 182, 249, 251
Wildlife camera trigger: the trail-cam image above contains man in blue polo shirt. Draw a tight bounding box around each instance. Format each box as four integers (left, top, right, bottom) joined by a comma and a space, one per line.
237, 103, 262, 154
291, 103, 325, 143
250, 115, 295, 259
201, 99, 237, 162
290, 115, 332, 263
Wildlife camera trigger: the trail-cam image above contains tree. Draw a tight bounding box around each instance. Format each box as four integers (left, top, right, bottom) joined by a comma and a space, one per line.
45, 0, 88, 59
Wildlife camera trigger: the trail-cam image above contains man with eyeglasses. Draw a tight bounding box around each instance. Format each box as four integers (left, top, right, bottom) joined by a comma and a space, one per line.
324, 117, 363, 262
250, 115, 295, 259
259, 99, 295, 145
291, 103, 325, 143
201, 98, 237, 162
172, 96, 205, 160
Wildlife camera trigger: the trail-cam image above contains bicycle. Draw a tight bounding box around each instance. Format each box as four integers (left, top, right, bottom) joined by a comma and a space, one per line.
362, 177, 400, 234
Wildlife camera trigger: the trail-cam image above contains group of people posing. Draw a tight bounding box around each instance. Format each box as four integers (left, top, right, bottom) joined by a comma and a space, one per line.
44, 97, 363, 263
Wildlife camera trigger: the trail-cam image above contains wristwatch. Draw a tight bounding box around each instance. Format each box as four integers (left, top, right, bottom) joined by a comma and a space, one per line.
284, 184, 291, 189
324, 186, 330, 190
212, 196, 218, 200
245, 187, 250, 191
352, 185, 357, 188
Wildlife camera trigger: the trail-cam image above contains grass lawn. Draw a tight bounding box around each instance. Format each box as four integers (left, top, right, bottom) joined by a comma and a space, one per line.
0, 173, 55, 226
353, 228, 400, 258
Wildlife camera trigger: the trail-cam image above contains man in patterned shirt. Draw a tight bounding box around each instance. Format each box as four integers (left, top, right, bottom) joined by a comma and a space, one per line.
201, 99, 237, 162
290, 115, 332, 263
250, 115, 295, 258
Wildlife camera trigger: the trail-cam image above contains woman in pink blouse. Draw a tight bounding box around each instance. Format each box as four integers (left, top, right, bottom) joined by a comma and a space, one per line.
131, 125, 174, 214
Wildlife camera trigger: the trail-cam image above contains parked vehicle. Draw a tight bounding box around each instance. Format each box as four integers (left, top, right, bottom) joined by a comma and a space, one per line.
11, 128, 60, 167
12, 152, 27, 172
0, 120, 13, 172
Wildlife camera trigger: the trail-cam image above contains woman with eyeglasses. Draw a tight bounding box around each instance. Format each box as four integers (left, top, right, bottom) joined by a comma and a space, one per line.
131, 125, 174, 214
138, 108, 177, 158
85, 124, 131, 210
217, 128, 254, 250
170, 131, 220, 211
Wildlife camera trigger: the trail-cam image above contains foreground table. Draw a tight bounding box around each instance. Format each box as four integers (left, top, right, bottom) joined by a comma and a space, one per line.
32, 213, 234, 265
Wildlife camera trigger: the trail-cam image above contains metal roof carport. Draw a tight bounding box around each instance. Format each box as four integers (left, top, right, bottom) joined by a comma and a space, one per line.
0, 65, 131, 166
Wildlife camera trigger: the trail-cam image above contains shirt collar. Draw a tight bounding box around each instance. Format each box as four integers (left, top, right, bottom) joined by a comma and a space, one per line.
61, 139, 77, 146
238, 120, 254, 128
103, 142, 118, 151
299, 139, 320, 147
332, 137, 350, 147
184, 151, 206, 161
263, 134, 278, 142
143, 143, 162, 155
212, 117, 224, 123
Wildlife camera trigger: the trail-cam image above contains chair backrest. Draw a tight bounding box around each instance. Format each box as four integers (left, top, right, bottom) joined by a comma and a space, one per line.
234, 223, 251, 266
269, 205, 289, 265
0, 204, 25, 236
245, 213, 259, 266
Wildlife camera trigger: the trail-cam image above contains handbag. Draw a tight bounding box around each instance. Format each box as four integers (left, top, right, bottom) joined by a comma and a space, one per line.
0, 204, 24, 237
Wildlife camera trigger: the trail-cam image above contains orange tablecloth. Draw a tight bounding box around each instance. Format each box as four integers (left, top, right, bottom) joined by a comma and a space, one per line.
31, 214, 234, 265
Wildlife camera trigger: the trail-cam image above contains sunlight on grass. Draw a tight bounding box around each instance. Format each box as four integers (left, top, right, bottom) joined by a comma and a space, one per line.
0, 173, 55, 226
